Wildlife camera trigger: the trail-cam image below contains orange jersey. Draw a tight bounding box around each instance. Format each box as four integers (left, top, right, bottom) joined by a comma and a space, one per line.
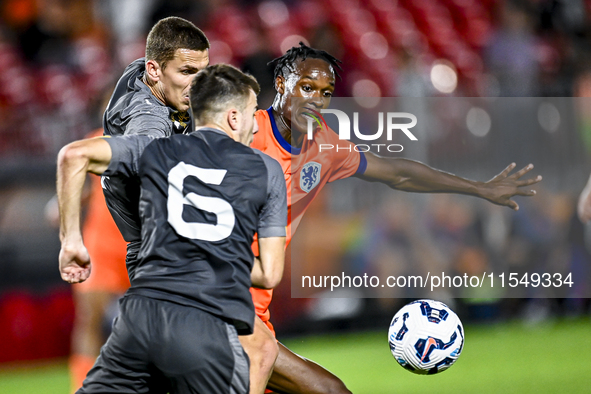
74, 129, 130, 294
249, 108, 366, 324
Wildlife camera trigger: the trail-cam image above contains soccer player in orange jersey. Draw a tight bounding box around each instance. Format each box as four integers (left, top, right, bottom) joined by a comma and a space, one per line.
244, 43, 543, 394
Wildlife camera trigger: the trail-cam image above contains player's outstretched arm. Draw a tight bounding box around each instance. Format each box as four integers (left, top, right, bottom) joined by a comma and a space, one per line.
358, 152, 542, 211
251, 236, 286, 289
578, 174, 591, 223
56, 137, 112, 283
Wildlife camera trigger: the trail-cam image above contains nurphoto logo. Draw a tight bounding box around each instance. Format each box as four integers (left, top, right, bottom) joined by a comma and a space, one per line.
304, 107, 418, 153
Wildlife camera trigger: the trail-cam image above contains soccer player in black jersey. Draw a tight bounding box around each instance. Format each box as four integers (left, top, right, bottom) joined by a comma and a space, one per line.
106, 16, 280, 394
63, 16, 279, 394
58, 64, 287, 393
64, 16, 214, 393
101, 16, 211, 256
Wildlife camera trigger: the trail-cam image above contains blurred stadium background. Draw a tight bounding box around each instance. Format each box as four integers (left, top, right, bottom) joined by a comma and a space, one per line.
0, 0, 590, 392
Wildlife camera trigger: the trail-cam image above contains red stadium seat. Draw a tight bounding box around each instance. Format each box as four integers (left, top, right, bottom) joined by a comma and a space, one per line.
326, 0, 361, 15
0, 66, 35, 106
367, 0, 398, 13
462, 17, 492, 48
292, 0, 330, 31
205, 34, 236, 65
438, 0, 492, 48
0, 43, 21, 70
263, 25, 307, 57
36, 66, 80, 107
332, 7, 377, 37
209, 5, 257, 58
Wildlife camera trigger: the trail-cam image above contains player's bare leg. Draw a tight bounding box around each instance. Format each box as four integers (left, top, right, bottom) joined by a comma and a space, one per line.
239, 316, 279, 394
266, 343, 352, 394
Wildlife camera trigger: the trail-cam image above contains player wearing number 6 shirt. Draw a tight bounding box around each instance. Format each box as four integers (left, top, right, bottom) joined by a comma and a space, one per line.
100, 17, 279, 393
57, 64, 287, 393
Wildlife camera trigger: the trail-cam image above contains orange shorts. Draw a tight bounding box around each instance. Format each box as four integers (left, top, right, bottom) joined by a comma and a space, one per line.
251, 287, 276, 337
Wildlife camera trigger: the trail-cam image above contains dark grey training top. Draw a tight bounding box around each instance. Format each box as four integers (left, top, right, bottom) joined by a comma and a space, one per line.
104, 128, 287, 334
101, 58, 191, 253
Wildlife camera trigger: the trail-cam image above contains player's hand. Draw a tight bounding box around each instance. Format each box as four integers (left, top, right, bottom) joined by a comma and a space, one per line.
479, 163, 542, 210
59, 240, 91, 284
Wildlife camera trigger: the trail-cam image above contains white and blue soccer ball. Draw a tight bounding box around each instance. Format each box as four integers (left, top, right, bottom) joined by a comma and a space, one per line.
388, 299, 464, 375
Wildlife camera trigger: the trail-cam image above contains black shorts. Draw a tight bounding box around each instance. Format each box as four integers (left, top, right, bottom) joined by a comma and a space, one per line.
78, 295, 249, 394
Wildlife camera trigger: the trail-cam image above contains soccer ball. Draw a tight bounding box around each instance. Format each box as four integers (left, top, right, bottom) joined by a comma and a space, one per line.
388, 299, 464, 375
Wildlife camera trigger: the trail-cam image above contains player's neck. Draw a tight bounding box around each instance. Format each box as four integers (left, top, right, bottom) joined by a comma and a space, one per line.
195, 124, 244, 144
272, 109, 305, 148
142, 74, 167, 107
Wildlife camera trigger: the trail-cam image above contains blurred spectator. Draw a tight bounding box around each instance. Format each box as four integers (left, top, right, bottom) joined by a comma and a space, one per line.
9, 0, 99, 68
95, 0, 157, 66
393, 48, 433, 97
149, 0, 212, 28
485, 0, 540, 96
239, 26, 277, 105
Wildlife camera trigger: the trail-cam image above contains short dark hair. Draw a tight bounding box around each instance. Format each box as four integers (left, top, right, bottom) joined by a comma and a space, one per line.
145, 17, 209, 69
268, 42, 343, 81
190, 64, 260, 124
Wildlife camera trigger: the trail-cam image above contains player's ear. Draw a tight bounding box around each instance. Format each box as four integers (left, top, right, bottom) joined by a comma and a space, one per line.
145, 59, 162, 83
227, 108, 240, 131
275, 76, 285, 95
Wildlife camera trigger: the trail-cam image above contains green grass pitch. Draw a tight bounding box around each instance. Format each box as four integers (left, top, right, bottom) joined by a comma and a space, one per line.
0, 318, 589, 394
282, 318, 591, 394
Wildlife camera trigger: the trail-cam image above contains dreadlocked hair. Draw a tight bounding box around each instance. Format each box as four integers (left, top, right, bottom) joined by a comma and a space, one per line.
268, 42, 342, 81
